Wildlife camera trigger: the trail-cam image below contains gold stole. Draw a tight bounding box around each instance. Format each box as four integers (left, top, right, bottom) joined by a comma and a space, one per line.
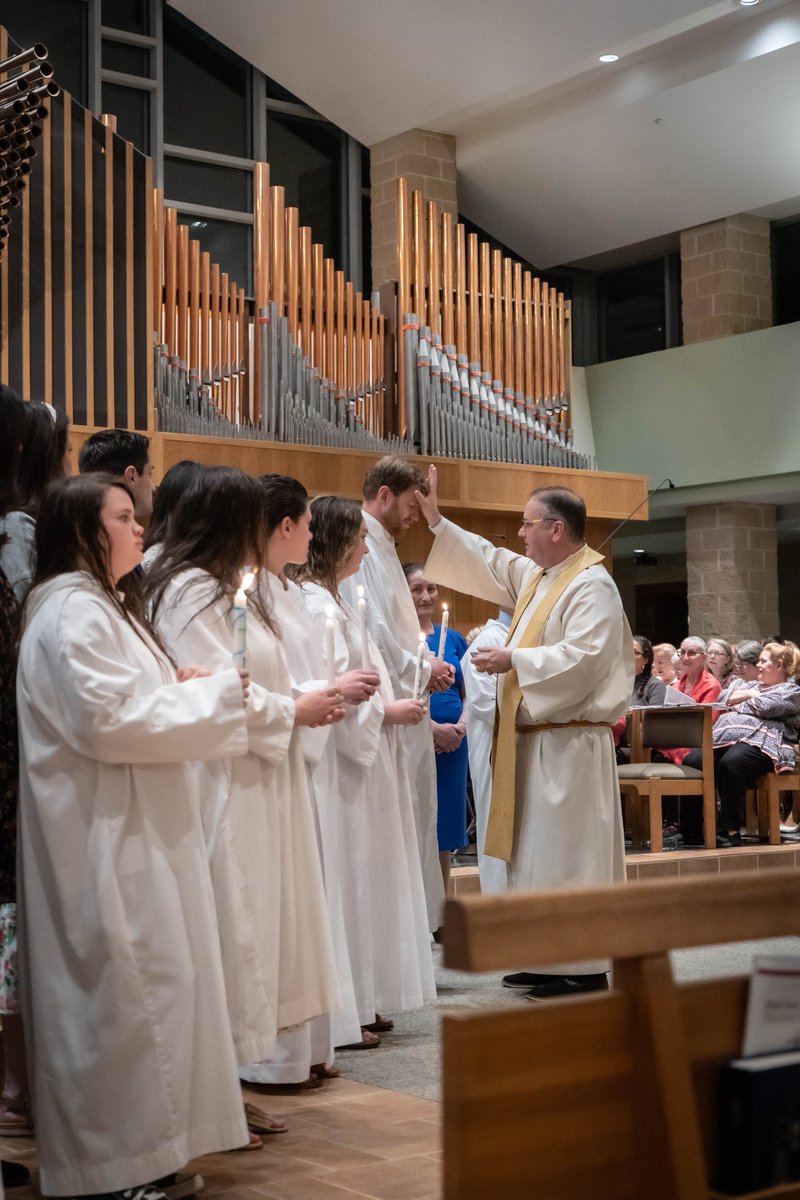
484, 544, 605, 862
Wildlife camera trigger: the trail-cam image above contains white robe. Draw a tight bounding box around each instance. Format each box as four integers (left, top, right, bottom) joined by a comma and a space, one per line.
341, 509, 445, 933
460, 616, 510, 896
426, 521, 632, 975
16, 573, 249, 1195
240, 573, 360, 1080
303, 581, 436, 1018
154, 569, 339, 1067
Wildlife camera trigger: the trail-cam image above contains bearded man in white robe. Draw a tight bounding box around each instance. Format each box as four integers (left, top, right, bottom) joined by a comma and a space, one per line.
341, 456, 453, 934
419, 471, 632, 999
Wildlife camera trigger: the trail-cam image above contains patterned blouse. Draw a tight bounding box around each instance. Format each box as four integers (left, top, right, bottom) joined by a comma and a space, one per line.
712, 680, 800, 772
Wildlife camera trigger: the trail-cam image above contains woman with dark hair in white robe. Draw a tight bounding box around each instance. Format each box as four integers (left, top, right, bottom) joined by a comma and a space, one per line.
17, 474, 251, 1199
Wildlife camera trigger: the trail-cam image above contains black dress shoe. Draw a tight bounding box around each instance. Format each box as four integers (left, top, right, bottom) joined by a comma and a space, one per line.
502, 971, 557, 989
1, 1160, 32, 1189
524, 973, 609, 1001
716, 831, 743, 848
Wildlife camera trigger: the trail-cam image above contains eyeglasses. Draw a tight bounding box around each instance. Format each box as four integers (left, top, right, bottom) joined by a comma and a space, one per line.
520, 517, 559, 530
678, 648, 701, 657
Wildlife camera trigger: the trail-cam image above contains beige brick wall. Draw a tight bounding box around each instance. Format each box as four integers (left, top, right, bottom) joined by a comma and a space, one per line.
686, 503, 779, 640
370, 128, 457, 291
680, 214, 772, 344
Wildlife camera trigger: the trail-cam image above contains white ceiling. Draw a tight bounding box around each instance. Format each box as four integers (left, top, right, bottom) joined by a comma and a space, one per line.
172, 0, 800, 268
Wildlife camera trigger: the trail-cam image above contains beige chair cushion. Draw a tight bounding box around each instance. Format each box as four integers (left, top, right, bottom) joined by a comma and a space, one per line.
617, 763, 703, 780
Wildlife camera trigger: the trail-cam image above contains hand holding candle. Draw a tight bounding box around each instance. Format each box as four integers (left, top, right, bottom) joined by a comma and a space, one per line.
325, 605, 337, 687
412, 631, 428, 701
356, 584, 370, 670
232, 568, 256, 667
437, 602, 449, 659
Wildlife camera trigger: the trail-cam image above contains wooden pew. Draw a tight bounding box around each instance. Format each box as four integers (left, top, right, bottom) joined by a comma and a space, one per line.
442, 870, 800, 1200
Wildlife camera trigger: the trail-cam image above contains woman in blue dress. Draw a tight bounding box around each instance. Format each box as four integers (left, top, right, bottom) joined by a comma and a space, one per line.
404, 564, 469, 898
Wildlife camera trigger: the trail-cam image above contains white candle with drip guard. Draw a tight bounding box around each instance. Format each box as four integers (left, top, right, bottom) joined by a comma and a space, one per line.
437, 602, 449, 659
356, 584, 370, 669
325, 605, 337, 687
232, 568, 256, 666
412, 632, 428, 700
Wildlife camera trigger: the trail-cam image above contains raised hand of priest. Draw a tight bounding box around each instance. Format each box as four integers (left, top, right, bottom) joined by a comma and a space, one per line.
472, 647, 513, 675
336, 668, 381, 704
415, 464, 442, 528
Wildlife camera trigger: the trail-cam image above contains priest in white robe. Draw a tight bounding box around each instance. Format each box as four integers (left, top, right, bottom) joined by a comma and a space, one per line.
461, 611, 511, 896
341, 456, 453, 933
420, 472, 632, 999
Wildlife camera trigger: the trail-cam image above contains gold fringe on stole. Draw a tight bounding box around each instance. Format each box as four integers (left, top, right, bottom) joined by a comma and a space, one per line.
484, 545, 605, 862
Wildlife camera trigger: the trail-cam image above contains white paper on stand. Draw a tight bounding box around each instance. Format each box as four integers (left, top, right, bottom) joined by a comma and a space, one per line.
742, 954, 800, 1057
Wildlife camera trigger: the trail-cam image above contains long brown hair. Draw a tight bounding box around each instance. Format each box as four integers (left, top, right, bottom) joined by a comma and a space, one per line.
31, 473, 171, 662
146, 465, 274, 633
291, 494, 362, 600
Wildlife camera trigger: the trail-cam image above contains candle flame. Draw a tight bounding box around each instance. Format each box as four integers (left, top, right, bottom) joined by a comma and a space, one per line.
442, 602, 448, 611
240, 567, 256, 591
326, 604, 336, 619
357, 584, 365, 599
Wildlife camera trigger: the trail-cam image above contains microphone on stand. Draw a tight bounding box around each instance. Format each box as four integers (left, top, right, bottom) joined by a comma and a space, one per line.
594, 477, 675, 554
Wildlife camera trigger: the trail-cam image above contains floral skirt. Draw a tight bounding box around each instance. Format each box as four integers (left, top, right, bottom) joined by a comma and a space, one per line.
0, 902, 20, 1013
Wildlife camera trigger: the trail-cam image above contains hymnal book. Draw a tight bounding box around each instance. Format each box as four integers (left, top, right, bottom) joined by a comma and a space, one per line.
717, 1048, 800, 1194
661, 685, 729, 710
742, 954, 800, 1057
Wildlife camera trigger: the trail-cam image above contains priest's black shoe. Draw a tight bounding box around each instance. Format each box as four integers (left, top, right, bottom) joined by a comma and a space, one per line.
524, 973, 609, 1001
1, 1161, 32, 1190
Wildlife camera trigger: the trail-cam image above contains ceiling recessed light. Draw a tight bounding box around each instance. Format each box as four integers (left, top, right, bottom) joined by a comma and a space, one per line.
736, 0, 760, 6
599, 53, 619, 62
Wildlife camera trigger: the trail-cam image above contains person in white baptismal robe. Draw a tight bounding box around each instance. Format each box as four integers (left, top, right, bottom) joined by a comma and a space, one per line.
340, 456, 453, 934
16, 475, 251, 1198
420, 473, 632, 1000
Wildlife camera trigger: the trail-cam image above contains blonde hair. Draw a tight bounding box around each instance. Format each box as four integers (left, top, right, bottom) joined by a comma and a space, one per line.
763, 641, 800, 682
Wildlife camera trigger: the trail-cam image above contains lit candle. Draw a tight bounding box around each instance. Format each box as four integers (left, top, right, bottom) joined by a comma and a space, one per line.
231, 568, 256, 667
325, 604, 337, 688
356, 584, 370, 669
437, 602, 449, 659
412, 631, 428, 700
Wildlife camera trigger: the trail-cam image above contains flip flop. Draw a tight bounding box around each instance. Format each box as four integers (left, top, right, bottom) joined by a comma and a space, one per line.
244, 1103, 288, 1135
336, 1030, 381, 1050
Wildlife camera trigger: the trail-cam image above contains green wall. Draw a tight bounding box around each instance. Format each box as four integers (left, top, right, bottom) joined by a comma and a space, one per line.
586, 322, 800, 488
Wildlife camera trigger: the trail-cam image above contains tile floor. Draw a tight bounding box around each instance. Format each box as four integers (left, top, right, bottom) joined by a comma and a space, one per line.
1, 1078, 442, 1200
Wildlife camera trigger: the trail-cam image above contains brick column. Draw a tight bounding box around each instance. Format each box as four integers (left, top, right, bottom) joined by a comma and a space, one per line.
370, 129, 457, 291
686, 503, 779, 641
680, 214, 772, 344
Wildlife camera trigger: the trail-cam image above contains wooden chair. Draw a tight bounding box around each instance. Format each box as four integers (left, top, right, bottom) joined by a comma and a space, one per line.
442, 870, 800, 1200
617, 706, 716, 851
745, 771, 800, 845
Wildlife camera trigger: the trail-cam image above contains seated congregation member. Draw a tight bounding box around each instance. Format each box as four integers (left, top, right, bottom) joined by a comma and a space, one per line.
719, 639, 762, 700
683, 642, 800, 847
141, 459, 203, 570
146, 468, 342, 1112
652, 642, 678, 685
78, 428, 155, 521
17, 474, 251, 1199
612, 635, 666, 763
460, 611, 512, 895
404, 564, 469, 899
659, 637, 722, 766
706, 637, 735, 687
296, 496, 436, 1030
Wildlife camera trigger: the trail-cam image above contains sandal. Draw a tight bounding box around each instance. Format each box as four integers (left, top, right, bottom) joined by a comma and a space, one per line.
0, 1096, 34, 1138
244, 1102, 288, 1135
336, 1029, 381, 1051
227, 1129, 263, 1152
310, 1063, 340, 1079
362, 1014, 394, 1034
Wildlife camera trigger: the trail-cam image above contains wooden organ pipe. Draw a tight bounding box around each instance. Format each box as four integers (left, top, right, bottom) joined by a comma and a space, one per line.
467, 233, 479, 366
